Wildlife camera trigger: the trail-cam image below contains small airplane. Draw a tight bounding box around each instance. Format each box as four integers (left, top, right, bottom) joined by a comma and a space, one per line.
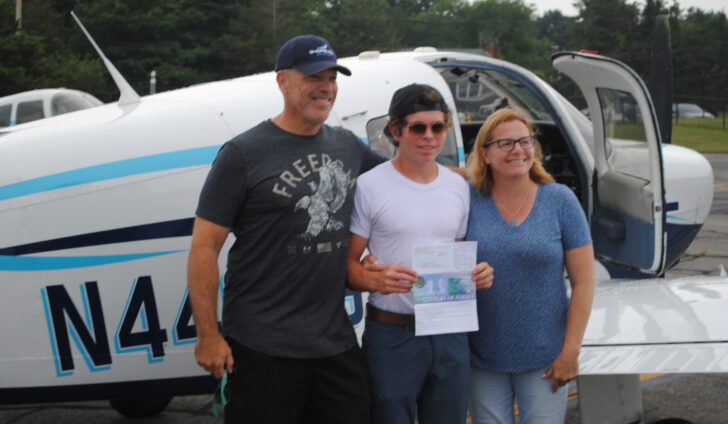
0, 16, 726, 423
0, 88, 103, 128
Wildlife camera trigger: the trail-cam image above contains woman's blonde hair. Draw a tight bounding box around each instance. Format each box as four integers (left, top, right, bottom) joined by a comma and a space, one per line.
466, 107, 554, 195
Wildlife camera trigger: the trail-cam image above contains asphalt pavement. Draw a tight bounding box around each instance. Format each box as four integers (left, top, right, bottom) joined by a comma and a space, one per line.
2, 155, 727, 424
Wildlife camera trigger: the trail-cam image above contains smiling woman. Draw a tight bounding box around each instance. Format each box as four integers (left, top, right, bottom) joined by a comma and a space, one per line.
466, 107, 594, 424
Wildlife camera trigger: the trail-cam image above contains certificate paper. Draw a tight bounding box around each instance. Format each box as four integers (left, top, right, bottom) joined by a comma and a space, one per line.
411, 241, 478, 336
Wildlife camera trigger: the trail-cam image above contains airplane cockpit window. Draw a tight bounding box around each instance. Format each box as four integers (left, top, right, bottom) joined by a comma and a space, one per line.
442, 68, 551, 124
366, 114, 459, 166
0, 104, 10, 127
52, 93, 93, 116
491, 72, 551, 122
16, 100, 44, 125
597, 88, 651, 181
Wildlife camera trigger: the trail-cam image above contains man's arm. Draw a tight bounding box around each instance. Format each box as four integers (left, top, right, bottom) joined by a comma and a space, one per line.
346, 233, 417, 293
188, 217, 233, 379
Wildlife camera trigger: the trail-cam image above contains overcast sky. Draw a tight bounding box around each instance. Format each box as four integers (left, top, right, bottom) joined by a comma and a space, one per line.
527, 0, 727, 16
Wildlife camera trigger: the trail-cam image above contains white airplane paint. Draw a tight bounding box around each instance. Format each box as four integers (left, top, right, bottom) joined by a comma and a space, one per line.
0, 33, 725, 422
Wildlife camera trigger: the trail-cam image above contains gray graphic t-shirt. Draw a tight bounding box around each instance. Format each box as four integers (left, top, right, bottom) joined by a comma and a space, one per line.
196, 120, 383, 358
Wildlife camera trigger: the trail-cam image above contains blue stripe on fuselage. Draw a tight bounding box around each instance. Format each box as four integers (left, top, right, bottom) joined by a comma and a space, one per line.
0, 251, 185, 271
0, 146, 221, 201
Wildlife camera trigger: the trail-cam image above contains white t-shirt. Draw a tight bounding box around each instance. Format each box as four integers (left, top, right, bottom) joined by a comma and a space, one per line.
350, 161, 469, 314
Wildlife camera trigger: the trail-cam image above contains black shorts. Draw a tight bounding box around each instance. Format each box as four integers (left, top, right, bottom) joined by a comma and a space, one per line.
225, 339, 371, 424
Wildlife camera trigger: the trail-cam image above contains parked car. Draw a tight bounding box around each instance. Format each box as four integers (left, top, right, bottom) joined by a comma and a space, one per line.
0, 88, 103, 127
673, 103, 715, 119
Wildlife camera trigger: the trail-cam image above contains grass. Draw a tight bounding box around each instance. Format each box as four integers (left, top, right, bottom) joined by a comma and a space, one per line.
671, 114, 728, 153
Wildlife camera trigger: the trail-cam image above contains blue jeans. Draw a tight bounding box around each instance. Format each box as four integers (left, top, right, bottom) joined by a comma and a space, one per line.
363, 319, 469, 424
469, 365, 567, 424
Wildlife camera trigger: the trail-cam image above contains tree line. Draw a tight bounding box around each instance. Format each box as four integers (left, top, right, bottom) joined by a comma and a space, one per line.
1, 0, 726, 112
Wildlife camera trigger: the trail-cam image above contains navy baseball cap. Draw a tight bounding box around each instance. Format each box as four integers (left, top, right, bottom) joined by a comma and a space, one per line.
389, 84, 449, 121
275, 35, 351, 76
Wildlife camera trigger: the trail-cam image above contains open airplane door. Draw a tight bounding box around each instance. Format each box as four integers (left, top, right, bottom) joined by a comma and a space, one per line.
553, 52, 666, 275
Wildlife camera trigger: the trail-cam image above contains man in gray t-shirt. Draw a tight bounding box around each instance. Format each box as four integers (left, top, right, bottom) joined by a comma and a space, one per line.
188, 35, 382, 424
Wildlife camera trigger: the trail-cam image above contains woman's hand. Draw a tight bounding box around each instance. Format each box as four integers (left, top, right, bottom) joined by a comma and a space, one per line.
543, 349, 579, 392
472, 261, 494, 290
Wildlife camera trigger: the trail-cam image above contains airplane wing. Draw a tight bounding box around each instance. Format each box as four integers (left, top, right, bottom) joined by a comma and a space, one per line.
580, 274, 728, 374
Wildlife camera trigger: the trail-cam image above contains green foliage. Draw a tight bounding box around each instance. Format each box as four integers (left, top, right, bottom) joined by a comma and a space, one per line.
538, 10, 577, 51
458, 0, 551, 72
573, 0, 641, 58
0, 32, 44, 93
69, 0, 246, 99
672, 8, 728, 103
0, 0, 107, 98
0, 0, 726, 111
305, 0, 400, 57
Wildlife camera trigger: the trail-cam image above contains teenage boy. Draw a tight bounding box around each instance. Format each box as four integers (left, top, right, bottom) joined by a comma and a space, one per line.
347, 84, 494, 424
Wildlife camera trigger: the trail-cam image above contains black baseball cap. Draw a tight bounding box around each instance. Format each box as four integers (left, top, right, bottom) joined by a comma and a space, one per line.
275, 35, 351, 76
389, 84, 449, 121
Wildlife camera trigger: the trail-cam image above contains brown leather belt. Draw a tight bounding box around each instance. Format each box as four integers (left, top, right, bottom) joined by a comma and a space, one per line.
366, 303, 415, 328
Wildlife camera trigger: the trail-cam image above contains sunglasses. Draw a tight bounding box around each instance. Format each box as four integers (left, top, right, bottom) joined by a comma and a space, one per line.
406, 122, 447, 135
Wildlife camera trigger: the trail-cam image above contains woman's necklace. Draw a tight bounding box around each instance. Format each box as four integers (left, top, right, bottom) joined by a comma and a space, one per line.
494, 184, 531, 226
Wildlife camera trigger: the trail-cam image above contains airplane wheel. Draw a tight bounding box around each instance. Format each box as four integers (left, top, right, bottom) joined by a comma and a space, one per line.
109, 396, 173, 418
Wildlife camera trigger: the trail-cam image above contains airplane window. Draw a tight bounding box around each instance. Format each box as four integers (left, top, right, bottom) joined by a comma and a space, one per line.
0, 104, 10, 127
457, 83, 469, 101
365, 115, 459, 166
493, 74, 551, 121
446, 74, 500, 122
52, 93, 90, 116
443, 68, 549, 123
16, 100, 44, 125
366, 116, 396, 159
437, 127, 459, 166
598, 88, 645, 142
597, 88, 651, 180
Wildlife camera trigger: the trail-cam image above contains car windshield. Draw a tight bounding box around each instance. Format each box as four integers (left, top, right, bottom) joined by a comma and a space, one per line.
678, 104, 702, 114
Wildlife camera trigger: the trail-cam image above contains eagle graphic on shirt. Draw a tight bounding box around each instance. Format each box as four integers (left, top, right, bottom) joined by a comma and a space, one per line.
295, 160, 348, 239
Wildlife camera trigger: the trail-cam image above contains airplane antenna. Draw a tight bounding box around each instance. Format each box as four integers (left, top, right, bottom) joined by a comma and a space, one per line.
70, 11, 140, 105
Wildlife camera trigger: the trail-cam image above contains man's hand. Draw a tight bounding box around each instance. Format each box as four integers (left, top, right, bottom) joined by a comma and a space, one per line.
195, 335, 234, 379
362, 261, 418, 294
472, 261, 494, 290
